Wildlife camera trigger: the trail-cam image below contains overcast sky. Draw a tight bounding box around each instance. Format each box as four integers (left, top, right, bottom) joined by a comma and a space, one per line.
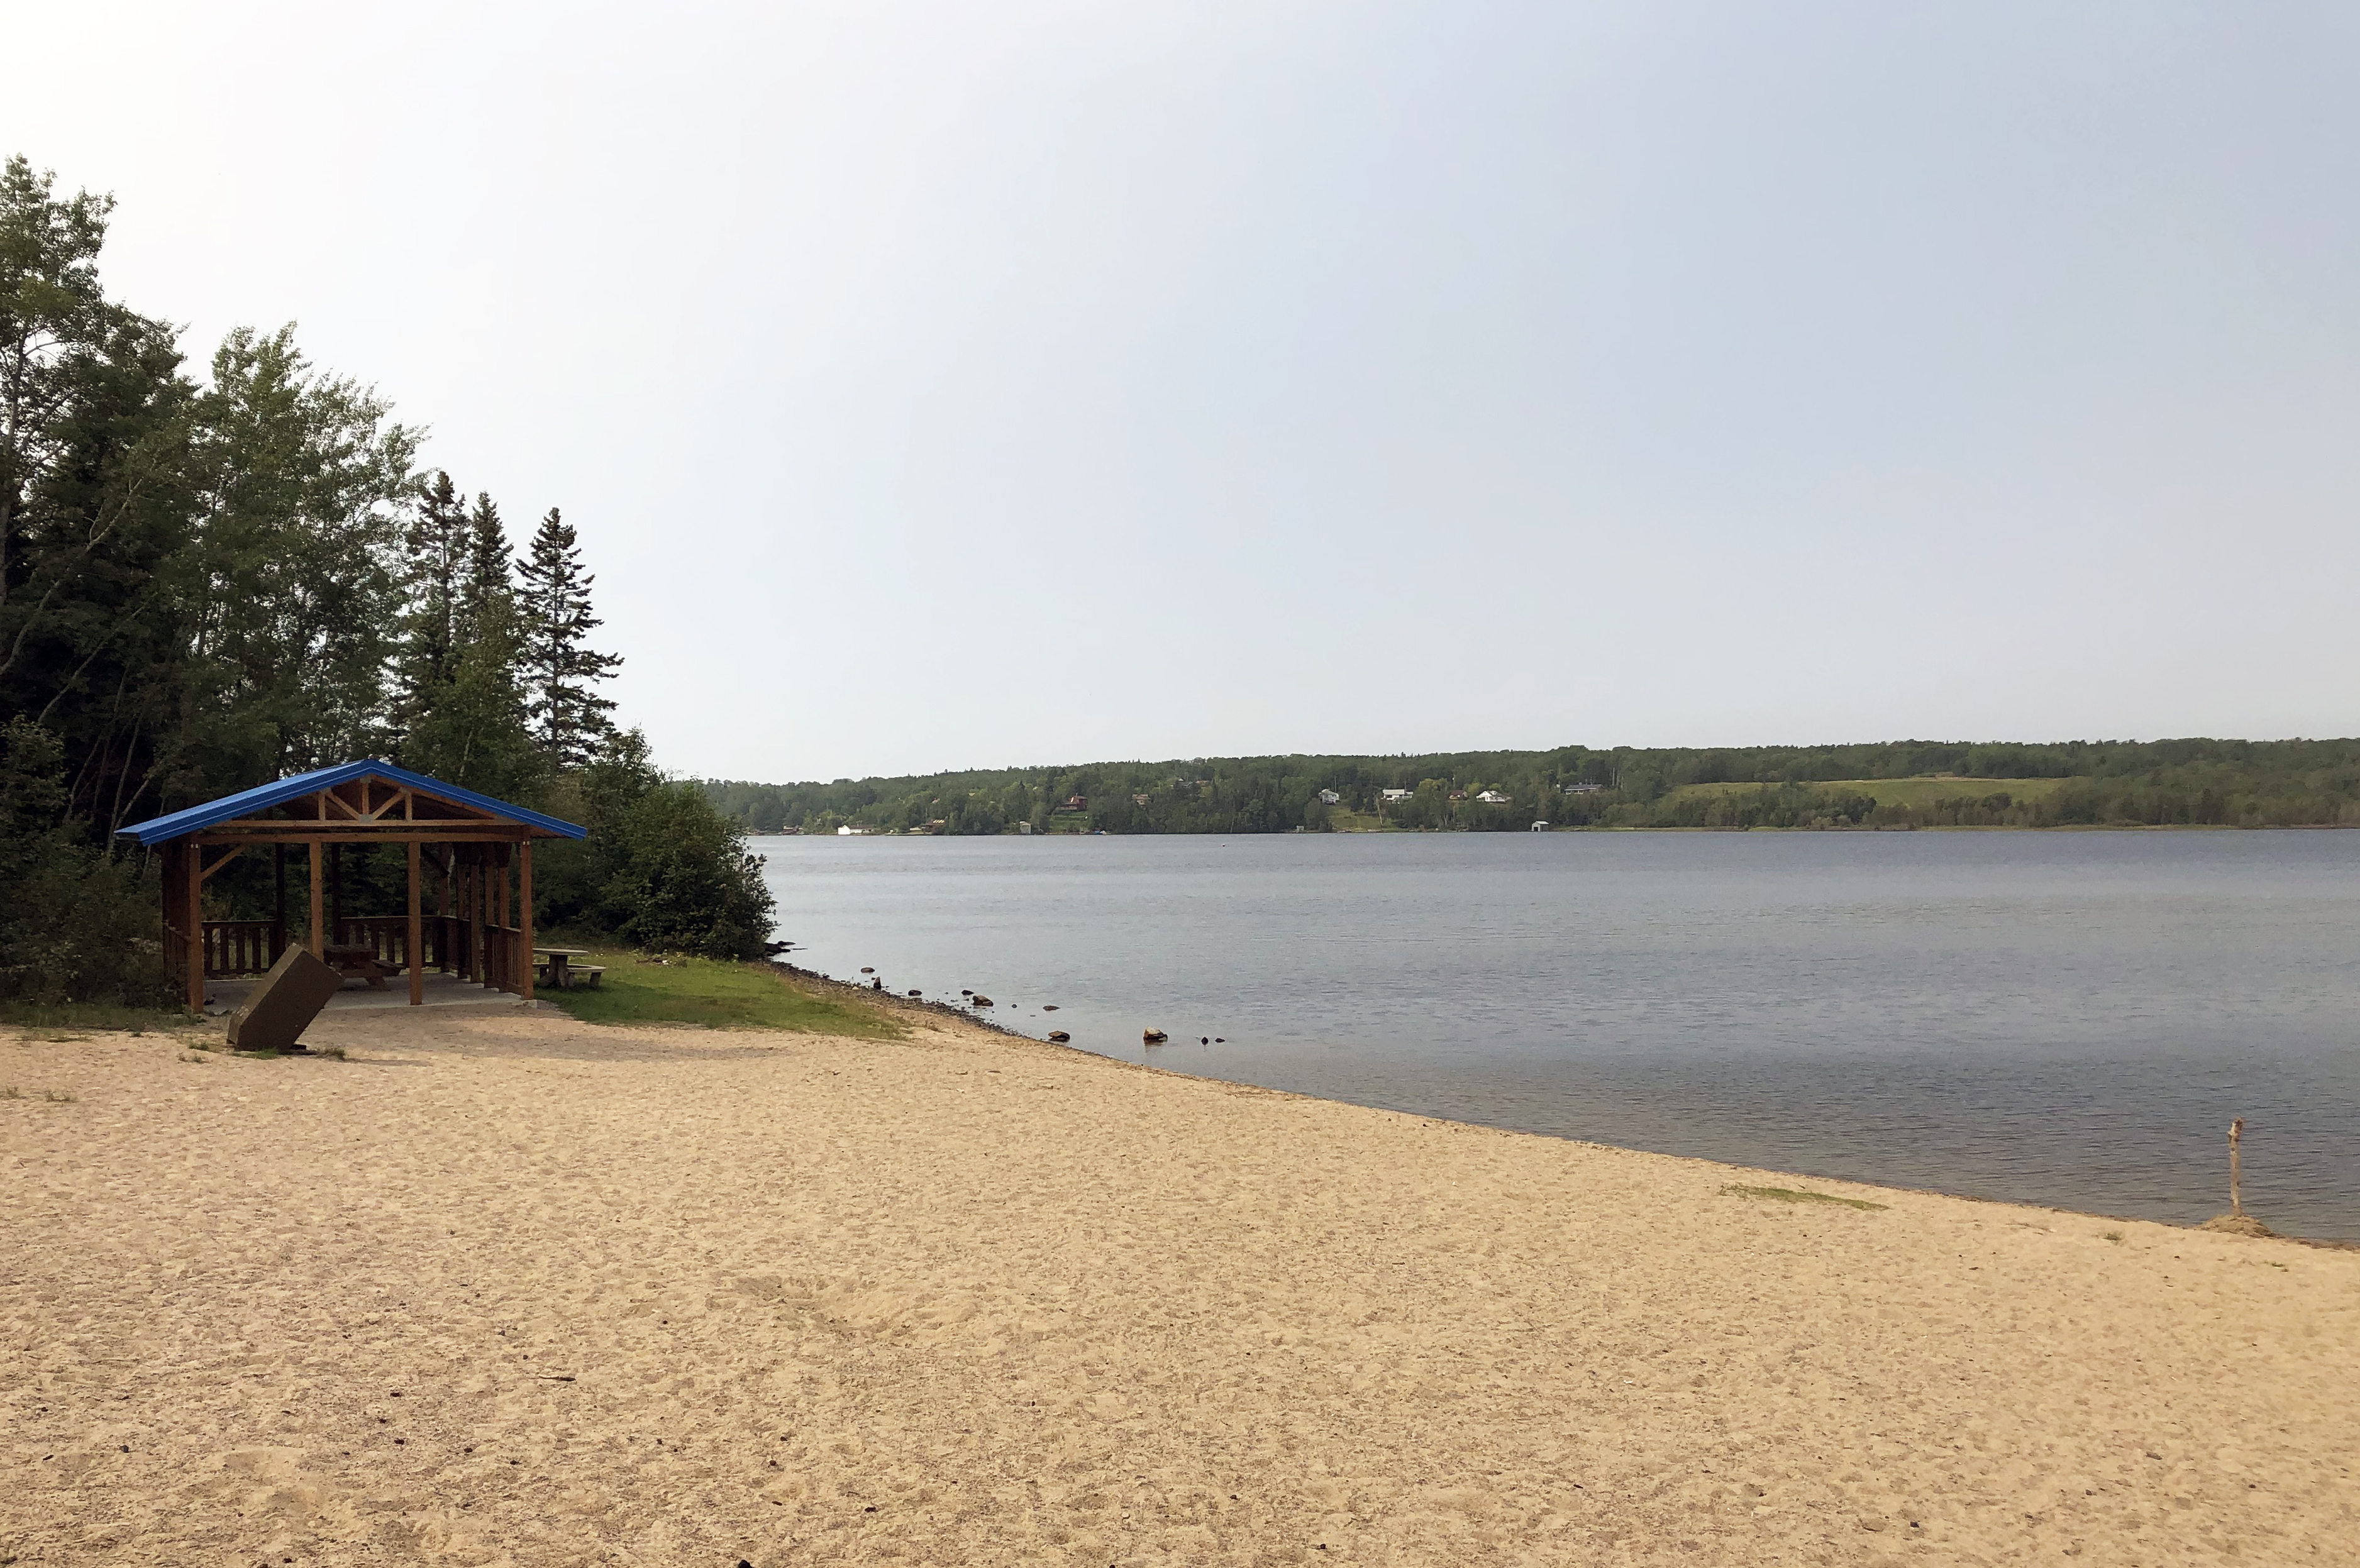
8, 3, 2357, 780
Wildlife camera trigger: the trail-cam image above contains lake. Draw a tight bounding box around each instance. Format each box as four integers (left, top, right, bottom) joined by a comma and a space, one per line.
754, 830, 2360, 1240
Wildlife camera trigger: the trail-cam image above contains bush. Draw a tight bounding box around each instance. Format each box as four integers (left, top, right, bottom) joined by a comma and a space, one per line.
531, 729, 775, 960
0, 717, 170, 1006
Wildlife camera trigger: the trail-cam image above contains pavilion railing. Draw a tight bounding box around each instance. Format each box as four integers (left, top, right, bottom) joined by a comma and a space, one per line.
330, 915, 457, 974
468, 921, 526, 993
201, 920, 282, 979
197, 915, 472, 979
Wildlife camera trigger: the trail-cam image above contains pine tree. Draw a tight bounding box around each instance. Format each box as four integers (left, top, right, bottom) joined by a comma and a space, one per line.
460, 490, 509, 630
399, 470, 466, 714
516, 505, 622, 770
398, 485, 541, 797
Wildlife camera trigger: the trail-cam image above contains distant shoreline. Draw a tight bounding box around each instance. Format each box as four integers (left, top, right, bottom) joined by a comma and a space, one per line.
751, 820, 2359, 837
709, 741, 2360, 836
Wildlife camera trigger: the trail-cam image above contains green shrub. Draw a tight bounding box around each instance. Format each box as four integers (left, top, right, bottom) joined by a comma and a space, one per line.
533, 731, 775, 961
0, 718, 172, 1007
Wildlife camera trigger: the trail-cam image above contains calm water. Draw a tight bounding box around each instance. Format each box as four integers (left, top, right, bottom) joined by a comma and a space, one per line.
755, 831, 2360, 1239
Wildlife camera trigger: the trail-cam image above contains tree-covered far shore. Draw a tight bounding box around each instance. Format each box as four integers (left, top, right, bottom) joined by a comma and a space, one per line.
704, 736, 2360, 836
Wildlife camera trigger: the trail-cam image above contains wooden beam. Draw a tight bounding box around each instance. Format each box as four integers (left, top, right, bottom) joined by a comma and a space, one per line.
197, 844, 246, 883
408, 840, 424, 1007
465, 847, 481, 983
189, 828, 544, 844
185, 839, 204, 1010
196, 819, 543, 834
309, 839, 326, 958
496, 844, 511, 994
519, 840, 535, 1003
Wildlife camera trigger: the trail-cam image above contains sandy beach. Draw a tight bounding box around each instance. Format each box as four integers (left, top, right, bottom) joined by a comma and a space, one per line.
4, 1005, 2354, 1567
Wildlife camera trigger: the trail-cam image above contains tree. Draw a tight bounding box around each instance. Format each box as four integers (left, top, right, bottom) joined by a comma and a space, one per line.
398, 485, 542, 799
533, 729, 775, 959
462, 490, 508, 623
398, 592, 543, 802
1, 155, 114, 636
164, 325, 417, 790
397, 469, 465, 717
516, 505, 621, 769
1, 155, 197, 838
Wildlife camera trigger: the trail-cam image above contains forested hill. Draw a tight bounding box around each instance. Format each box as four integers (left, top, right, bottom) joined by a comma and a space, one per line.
702, 737, 2360, 836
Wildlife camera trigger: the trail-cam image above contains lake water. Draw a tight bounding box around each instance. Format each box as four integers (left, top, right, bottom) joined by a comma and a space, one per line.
754, 831, 2360, 1240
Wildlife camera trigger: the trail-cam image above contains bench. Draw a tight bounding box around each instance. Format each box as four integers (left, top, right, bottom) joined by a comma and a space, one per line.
536, 962, 604, 989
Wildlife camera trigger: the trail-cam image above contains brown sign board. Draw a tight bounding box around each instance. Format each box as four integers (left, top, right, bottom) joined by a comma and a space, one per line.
225, 944, 345, 1052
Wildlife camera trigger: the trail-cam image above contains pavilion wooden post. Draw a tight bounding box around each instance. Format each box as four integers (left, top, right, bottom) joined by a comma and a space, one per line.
466, 846, 483, 985
518, 840, 535, 1002
407, 840, 424, 1007
309, 840, 326, 958
273, 844, 287, 964
495, 844, 512, 993
184, 839, 205, 1010
330, 842, 344, 942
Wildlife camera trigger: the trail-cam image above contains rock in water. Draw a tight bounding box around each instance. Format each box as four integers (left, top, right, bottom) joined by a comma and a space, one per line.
1043, 1004, 1059, 1011
972, 995, 994, 1007
1143, 1029, 1168, 1044
1048, 1030, 1070, 1043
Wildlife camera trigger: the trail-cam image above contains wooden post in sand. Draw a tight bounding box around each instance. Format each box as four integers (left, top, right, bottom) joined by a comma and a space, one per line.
2229, 1118, 2246, 1218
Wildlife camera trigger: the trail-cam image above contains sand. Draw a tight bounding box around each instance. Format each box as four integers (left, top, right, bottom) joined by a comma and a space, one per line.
4, 1007, 2354, 1567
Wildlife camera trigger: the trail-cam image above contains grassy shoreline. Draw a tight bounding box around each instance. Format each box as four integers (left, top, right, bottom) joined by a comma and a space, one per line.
533, 946, 902, 1036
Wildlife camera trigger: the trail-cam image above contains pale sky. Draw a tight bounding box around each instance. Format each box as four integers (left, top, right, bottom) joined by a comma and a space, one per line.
8, 3, 2357, 780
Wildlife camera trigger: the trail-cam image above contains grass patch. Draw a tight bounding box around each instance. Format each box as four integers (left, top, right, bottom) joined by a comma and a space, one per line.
2103, 1229, 2125, 1243
1670, 776, 2075, 810
1722, 1183, 1889, 1211
539, 950, 902, 1037
0, 1000, 206, 1033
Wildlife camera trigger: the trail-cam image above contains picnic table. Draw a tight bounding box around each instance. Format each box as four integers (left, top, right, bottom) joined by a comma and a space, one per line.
534, 947, 594, 989
323, 942, 396, 991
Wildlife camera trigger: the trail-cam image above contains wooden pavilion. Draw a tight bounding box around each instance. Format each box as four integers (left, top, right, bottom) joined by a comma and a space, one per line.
119, 761, 587, 1010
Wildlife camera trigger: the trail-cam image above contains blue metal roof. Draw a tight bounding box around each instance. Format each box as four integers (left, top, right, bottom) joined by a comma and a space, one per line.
119, 760, 587, 846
